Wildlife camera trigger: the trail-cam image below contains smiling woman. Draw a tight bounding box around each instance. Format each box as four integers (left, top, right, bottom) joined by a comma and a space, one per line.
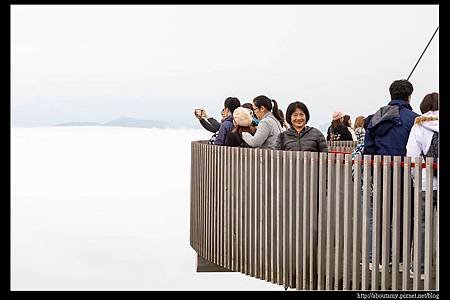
274, 101, 328, 152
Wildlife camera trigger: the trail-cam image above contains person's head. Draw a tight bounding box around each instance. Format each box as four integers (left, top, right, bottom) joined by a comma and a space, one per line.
331, 111, 344, 127
354, 116, 365, 129
389, 79, 414, 101
241, 103, 254, 110
419, 92, 439, 114
233, 107, 253, 127
343, 115, 352, 127
223, 97, 241, 117
252, 95, 284, 126
286, 101, 310, 132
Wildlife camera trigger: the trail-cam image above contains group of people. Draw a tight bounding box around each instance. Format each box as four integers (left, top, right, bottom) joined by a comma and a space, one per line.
194, 79, 439, 171
194, 95, 328, 152
194, 79, 439, 277
326, 111, 363, 144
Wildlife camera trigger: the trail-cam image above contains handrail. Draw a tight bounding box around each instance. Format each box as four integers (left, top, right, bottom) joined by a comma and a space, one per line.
190, 141, 439, 290
328, 150, 439, 169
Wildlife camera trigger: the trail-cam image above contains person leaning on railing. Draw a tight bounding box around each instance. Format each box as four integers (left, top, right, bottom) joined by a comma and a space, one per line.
224, 106, 257, 147
213, 97, 241, 146
362, 79, 420, 267
274, 101, 328, 152
353, 116, 366, 146
241, 95, 284, 149
343, 114, 357, 142
406, 92, 439, 277
326, 111, 353, 141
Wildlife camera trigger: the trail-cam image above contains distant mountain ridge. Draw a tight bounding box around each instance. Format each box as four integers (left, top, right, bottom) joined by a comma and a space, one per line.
56, 117, 194, 129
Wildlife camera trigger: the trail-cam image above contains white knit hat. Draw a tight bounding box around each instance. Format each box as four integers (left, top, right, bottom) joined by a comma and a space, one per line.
233, 107, 253, 127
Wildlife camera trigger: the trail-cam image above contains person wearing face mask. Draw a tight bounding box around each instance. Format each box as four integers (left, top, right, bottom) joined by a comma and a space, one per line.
275, 101, 328, 152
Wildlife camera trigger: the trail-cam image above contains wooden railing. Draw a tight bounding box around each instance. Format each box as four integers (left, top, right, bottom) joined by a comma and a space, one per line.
190, 141, 438, 290
327, 140, 357, 153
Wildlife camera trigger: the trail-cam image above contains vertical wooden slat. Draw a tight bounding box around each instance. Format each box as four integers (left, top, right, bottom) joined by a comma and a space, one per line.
282, 150, 288, 287
231, 147, 236, 271
250, 148, 255, 277
200, 144, 204, 257
424, 157, 434, 289
259, 149, 265, 280
317, 152, 327, 290
244, 147, 249, 275
271, 149, 277, 283
371, 155, 382, 290
391, 156, 402, 290
239, 147, 244, 272
289, 151, 296, 288
190, 143, 193, 248
303, 151, 311, 289
228, 147, 233, 270
255, 148, 260, 278
343, 153, 353, 290
227, 146, 231, 269
402, 156, 412, 289
361, 155, 372, 290
334, 153, 344, 290
213, 145, 218, 264
265, 149, 271, 282
224, 147, 228, 269
310, 152, 319, 290
206, 145, 210, 261
277, 150, 283, 285
296, 151, 304, 289
325, 152, 336, 290
352, 154, 362, 290
219, 146, 224, 266
413, 157, 422, 290
381, 156, 392, 290
193, 143, 197, 250
436, 158, 439, 290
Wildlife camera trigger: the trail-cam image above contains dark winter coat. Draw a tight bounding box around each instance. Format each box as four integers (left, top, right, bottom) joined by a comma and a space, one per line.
275, 126, 328, 152
326, 124, 353, 141
200, 117, 221, 133
363, 99, 419, 156
213, 115, 234, 146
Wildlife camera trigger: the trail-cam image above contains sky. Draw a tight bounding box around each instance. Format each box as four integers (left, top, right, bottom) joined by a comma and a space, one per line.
11, 5, 439, 128
11, 126, 284, 290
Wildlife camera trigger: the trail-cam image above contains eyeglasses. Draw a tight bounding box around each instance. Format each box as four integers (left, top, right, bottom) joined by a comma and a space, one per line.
253, 107, 259, 113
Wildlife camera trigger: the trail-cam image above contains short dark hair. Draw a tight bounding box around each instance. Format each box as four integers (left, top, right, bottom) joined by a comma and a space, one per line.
241, 103, 253, 110
420, 92, 439, 114
224, 97, 241, 113
389, 79, 413, 101
285, 101, 310, 126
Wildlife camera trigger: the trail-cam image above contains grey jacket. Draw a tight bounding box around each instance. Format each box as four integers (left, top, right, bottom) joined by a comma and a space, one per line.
242, 112, 284, 149
275, 126, 328, 152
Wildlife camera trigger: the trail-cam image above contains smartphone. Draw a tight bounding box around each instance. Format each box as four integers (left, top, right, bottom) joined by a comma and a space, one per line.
194, 109, 204, 116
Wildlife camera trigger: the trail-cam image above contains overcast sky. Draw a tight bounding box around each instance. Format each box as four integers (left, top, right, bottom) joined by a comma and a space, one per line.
11, 5, 439, 128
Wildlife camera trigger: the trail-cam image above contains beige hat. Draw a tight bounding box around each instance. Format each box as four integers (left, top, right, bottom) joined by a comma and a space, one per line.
332, 111, 344, 121
233, 107, 253, 127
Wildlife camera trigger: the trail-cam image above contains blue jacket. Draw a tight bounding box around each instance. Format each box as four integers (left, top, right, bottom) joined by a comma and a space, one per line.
363, 99, 419, 157
213, 115, 234, 146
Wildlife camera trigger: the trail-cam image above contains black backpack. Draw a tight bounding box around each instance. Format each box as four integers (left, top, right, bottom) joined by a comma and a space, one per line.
423, 131, 439, 176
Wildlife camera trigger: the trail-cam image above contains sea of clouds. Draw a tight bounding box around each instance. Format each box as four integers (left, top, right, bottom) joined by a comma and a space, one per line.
11, 126, 282, 290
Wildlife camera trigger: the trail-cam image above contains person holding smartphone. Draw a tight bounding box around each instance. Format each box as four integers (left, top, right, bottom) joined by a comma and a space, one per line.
194, 108, 222, 133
